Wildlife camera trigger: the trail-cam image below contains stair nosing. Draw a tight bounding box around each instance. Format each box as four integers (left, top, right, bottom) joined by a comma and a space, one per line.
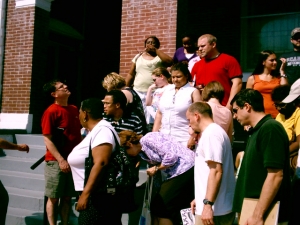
0, 169, 44, 179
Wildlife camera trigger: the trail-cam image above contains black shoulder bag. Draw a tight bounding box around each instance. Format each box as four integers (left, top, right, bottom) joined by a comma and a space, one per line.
84, 127, 118, 194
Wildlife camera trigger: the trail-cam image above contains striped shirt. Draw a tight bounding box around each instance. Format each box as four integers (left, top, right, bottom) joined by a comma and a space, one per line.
104, 113, 144, 135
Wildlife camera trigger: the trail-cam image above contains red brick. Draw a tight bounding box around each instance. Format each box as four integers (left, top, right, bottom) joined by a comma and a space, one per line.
119, 0, 177, 77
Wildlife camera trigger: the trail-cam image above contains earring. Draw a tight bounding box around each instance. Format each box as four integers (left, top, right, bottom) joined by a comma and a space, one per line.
83, 119, 87, 123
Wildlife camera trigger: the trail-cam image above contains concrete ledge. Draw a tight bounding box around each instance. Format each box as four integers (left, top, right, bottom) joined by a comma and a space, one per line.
0, 113, 33, 133
15, 0, 53, 11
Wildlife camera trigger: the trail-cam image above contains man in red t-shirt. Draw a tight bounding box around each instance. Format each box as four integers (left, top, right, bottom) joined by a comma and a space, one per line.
191, 34, 243, 109
41, 80, 81, 225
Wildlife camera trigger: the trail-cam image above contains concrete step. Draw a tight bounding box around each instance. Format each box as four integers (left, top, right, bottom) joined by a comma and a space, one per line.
15, 134, 45, 146
6, 187, 44, 211
0, 134, 14, 142
6, 200, 79, 225
3, 144, 45, 159
0, 170, 44, 192
0, 156, 45, 174
137, 169, 147, 187
6, 207, 43, 225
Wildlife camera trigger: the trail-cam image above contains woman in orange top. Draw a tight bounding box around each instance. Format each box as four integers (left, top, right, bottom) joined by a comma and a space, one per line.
246, 50, 288, 118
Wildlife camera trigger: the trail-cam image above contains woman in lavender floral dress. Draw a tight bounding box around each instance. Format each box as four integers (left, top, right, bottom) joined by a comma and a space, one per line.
119, 130, 195, 225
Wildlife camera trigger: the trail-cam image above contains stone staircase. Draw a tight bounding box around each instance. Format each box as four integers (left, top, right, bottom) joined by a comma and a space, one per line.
0, 134, 148, 225
0, 134, 79, 225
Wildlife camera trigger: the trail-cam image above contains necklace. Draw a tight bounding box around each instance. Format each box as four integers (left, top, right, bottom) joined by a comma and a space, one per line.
214, 53, 220, 59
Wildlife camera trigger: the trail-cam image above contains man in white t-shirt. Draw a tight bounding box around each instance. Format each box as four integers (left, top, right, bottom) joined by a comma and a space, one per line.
186, 102, 235, 225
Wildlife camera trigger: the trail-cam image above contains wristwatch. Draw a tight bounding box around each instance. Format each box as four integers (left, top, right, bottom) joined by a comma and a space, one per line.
203, 199, 214, 206
280, 74, 287, 78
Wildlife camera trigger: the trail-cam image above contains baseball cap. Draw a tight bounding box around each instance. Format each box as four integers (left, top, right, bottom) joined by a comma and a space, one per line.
291, 28, 300, 37
282, 78, 300, 103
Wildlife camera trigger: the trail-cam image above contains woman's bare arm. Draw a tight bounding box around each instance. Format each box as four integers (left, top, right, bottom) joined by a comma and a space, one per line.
246, 75, 254, 89
146, 84, 156, 106
126, 63, 136, 87
76, 143, 112, 211
152, 109, 162, 132
156, 49, 173, 66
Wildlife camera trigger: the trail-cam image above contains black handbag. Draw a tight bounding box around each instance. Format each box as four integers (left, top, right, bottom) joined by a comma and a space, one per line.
84, 134, 116, 194
84, 126, 137, 193
83, 126, 139, 212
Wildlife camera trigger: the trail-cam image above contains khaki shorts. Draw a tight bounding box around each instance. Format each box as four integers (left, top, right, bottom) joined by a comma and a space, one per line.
44, 161, 76, 198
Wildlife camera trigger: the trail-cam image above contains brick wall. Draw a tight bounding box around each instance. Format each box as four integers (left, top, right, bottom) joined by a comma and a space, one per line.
119, 0, 177, 77
30, 7, 50, 133
1, 0, 35, 113
1, 0, 50, 133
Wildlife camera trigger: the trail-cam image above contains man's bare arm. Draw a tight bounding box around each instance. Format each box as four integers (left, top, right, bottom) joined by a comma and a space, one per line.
201, 161, 223, 225
245, 168, 283, 225
43, 135, 70, 173
0, 138, 29, 152
227, 77, 243, 109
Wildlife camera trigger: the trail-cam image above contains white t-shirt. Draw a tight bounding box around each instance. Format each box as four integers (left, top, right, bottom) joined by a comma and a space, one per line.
194, 123, 235, 216
68, 120, 120, 191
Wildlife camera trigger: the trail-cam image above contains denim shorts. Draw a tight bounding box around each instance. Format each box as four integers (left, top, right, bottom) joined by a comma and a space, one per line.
44, 161, 76, 198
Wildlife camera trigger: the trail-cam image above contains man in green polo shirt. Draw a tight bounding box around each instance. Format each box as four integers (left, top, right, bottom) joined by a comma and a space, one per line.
230, 89, 291, 225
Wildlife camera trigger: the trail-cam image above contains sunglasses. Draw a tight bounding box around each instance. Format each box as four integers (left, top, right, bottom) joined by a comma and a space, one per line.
273, 103, 287, 109
292, 34, 300, 40
152, 75, 161, 82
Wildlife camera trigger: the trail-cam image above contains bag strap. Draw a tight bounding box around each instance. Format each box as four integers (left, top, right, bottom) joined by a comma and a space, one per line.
88, 138, 92, 160
87, 124, 120, 192
143, 176, 154, 204
88, 125, 120, 151
135, 52, 143, 63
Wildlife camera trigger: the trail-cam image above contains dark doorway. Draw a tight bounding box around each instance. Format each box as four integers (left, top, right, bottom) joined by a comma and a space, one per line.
47, 0, 122, 107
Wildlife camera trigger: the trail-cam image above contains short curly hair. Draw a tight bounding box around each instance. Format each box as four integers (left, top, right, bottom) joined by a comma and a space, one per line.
102, 72, 126, 91
119, 130, 143, 149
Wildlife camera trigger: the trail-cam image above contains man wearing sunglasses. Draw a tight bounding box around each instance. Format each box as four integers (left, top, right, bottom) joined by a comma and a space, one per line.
231, 89, 291, 225
280, 27, 300, 85
277, 78, 300, 225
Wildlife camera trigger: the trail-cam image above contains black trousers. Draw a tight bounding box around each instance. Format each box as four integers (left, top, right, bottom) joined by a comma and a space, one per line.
78, 193, 122, 225
0, 181, 9, 225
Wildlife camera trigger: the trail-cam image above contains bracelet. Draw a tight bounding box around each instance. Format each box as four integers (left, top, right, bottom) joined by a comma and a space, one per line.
280, 74, 287, 78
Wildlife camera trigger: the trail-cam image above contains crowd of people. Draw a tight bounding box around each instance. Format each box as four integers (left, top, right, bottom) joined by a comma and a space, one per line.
1, 27, 300, 225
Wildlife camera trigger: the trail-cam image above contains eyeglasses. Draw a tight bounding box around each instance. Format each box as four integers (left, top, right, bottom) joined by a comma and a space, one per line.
232, 107, 240, 114
55, 84, 66, 91
102, 101, 113, 105
273, 102, 287, 109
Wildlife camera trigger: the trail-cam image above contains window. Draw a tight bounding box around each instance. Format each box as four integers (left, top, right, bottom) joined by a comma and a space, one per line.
240, 0, 300, 75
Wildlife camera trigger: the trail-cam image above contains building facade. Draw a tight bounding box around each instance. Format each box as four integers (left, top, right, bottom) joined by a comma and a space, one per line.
0, 0, 299, 133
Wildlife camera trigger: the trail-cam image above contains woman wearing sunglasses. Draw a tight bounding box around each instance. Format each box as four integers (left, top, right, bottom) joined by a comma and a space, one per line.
145, 67, 172, 124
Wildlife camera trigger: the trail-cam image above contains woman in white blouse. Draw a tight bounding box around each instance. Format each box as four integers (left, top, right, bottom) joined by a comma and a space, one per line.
153, 62, 201, 148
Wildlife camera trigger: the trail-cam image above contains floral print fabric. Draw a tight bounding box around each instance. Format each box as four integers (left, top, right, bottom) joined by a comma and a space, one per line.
140, 132, 195, 179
